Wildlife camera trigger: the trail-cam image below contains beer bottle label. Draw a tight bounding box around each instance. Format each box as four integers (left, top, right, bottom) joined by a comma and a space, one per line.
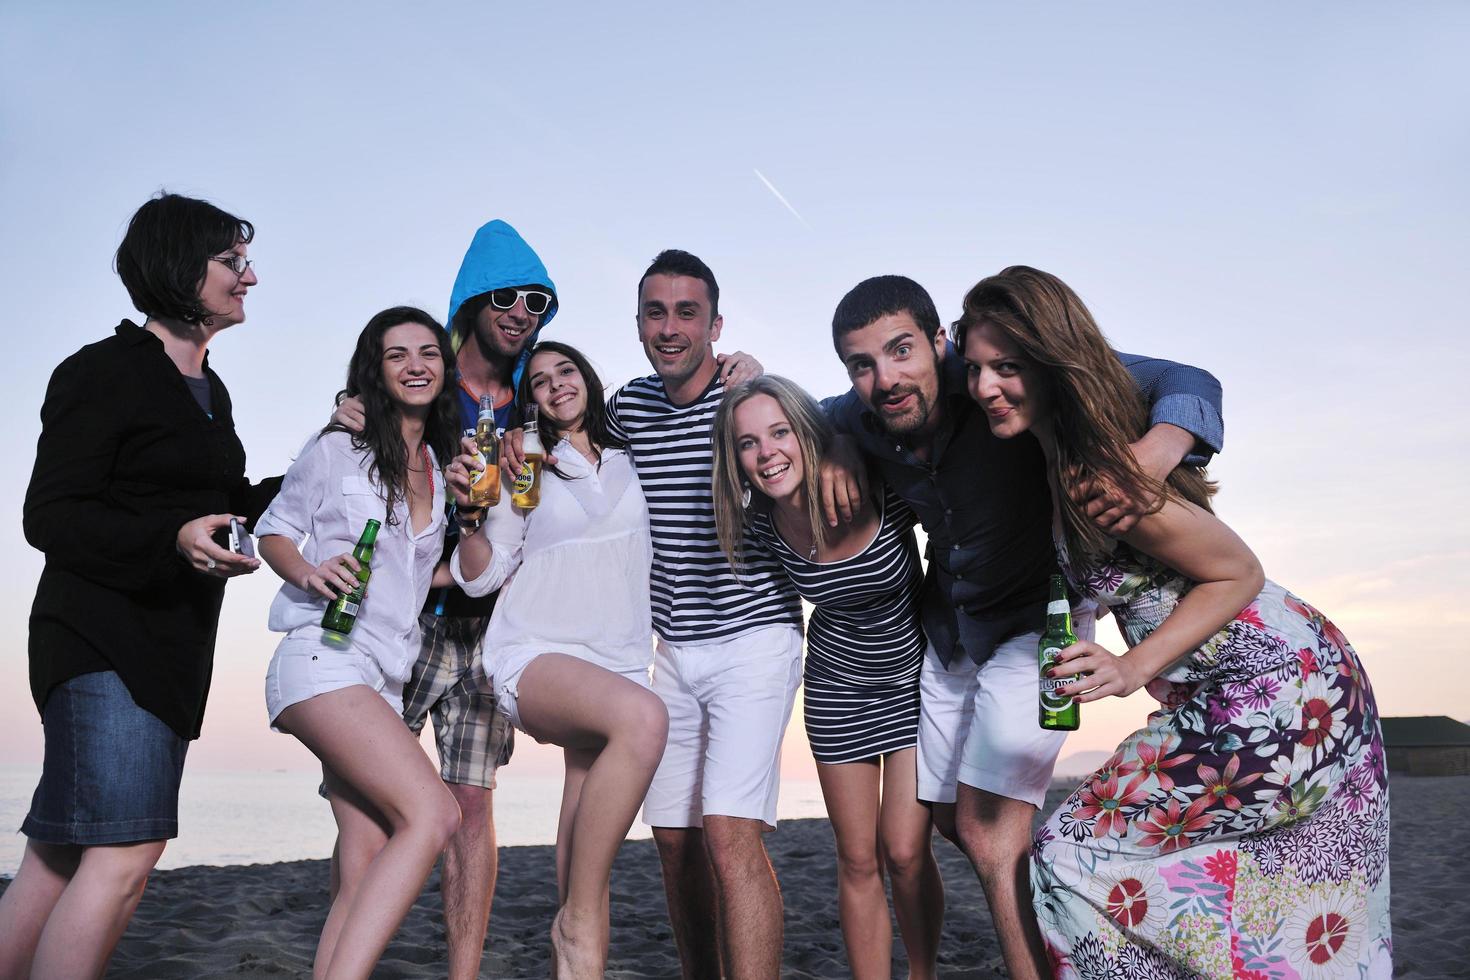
512, 463, 535, 495
341, 600, 360, 617
1039, 645, 1075, 710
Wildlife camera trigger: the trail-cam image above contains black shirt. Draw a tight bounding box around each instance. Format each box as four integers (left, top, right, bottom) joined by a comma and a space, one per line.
24, 321, 280, 739
827, 350, 1223, 668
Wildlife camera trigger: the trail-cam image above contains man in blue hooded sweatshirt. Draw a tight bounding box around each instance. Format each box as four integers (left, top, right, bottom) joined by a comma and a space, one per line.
334, 219, 556, 979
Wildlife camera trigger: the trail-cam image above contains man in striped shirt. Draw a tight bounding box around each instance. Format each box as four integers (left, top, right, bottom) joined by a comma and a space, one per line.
609, 250, 801, 980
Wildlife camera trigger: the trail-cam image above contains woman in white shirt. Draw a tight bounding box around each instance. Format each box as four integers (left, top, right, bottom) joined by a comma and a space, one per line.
255, 306, 463, 980
450, 340, 667, 980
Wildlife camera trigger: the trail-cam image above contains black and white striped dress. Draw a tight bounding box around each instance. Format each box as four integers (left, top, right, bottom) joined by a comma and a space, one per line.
750, 485, 925, 764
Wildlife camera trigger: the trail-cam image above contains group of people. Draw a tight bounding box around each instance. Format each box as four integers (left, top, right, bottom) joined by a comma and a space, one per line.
0, 191, 1392, 980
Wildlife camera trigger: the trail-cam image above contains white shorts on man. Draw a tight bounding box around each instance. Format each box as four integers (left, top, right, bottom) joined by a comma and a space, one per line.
641, 626, 804, 829
916, 605, 1097, 807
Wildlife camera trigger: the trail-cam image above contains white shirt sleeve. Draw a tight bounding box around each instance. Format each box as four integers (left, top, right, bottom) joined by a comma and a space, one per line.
451, 492, 525, 597
255, 432, 330, 543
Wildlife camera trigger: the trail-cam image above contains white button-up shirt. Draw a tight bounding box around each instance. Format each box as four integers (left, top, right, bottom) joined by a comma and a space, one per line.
256, 430, 446, 685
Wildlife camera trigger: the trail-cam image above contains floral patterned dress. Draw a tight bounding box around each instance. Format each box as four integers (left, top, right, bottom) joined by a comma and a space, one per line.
1031, 539, 1392, 979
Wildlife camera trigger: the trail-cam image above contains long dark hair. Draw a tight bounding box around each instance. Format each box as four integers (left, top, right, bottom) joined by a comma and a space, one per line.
515, 340, 625, 479
328, 306, 460, 523
953, 266, 1216, 564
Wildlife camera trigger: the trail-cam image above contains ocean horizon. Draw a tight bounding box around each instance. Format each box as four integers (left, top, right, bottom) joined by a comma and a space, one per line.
0, 764, 833, 877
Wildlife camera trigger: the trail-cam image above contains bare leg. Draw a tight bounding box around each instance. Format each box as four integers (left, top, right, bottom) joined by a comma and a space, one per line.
877, 749, 943, 980
0, 839, 80, 979
278, 687, 461, 980
315, 769, 390, 977
928, 800, 959, 849
703, 815, 782, 980
815, 759, 891, 979
441, 781, 497, 980
28, 839, 167, 980
515, 654, 669, 980
652, 826, 722, 978
955, 784, 1048, 980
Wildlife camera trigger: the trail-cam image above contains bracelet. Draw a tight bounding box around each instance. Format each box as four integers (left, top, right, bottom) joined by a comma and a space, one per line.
457, 509, 486, 532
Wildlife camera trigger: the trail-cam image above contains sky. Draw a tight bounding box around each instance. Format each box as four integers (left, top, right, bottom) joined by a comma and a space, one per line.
1, 2, 1467, 786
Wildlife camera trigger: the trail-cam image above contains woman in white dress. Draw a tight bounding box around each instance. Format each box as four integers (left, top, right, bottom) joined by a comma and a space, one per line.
255, 306, 463, 979
449, 340, 668, 980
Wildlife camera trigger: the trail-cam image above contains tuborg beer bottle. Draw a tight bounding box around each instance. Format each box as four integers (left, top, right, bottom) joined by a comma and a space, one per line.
321, 519, 380, 635
1038, 573, 1081, 731
468, 394, 501, 508
511, 405, 544, 510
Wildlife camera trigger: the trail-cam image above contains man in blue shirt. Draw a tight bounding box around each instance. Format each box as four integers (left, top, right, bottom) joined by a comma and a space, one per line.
823, 274, 1222, 980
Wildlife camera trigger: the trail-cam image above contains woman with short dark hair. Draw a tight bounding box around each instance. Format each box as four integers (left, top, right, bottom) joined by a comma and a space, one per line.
0, 192, 276, 978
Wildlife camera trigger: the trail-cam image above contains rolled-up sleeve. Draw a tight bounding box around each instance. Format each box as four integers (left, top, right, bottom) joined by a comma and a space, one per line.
1116, 351, 1224, 465
254, 434, 328, 545
451, 496, 525, 597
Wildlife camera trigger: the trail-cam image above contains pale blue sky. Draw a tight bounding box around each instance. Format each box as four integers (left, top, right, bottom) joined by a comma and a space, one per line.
2, 2, 1467, 776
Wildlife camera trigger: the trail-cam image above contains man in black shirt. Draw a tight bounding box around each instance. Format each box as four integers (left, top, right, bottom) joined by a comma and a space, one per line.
823, 274, 1223, 979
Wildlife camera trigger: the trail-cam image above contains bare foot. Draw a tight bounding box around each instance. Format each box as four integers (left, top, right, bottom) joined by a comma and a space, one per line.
551, 906, 603, 980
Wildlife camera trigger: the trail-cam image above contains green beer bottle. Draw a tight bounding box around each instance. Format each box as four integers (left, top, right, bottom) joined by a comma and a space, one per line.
321, 519, 381, 635
1038, 573, 1081, 731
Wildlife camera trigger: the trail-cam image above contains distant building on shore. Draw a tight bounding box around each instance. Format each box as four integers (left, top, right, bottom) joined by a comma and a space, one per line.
1380, 715, 1470, 776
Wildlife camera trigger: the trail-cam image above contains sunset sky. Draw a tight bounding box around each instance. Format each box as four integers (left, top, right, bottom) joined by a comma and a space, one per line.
2, 2, 1466, 786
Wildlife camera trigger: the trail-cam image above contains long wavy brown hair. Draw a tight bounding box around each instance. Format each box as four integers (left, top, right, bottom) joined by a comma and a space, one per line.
952, 265, 1215, 563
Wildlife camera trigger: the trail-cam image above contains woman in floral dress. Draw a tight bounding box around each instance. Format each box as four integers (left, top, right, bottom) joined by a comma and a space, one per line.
950, 265, 1391, 979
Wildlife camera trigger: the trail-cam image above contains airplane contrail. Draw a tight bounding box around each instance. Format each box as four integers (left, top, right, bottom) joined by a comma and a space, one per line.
754, 168, 812, 230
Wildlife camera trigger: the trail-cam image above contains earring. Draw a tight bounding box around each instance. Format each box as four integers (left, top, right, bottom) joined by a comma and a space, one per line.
741, 482, 752, 509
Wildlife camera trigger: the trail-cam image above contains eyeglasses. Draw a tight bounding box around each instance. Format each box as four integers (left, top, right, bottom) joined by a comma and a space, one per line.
210, 253, 253, 276
488, 288, 553, 316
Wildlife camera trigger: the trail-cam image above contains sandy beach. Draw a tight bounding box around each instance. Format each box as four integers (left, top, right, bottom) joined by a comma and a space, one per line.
3, 775, 1464, 978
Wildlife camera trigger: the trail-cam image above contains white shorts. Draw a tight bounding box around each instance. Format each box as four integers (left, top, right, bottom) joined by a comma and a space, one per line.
265, 635, 403, 731
642, 626, 803, 830
916, 606, 1096, 808
492, 647, 652, 734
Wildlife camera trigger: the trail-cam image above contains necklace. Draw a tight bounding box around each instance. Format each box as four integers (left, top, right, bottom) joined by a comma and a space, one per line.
409, 443, 434, 496
774, 508, 818, 562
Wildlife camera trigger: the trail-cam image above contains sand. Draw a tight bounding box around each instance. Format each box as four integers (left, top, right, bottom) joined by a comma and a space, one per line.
3, 776, 1465, 978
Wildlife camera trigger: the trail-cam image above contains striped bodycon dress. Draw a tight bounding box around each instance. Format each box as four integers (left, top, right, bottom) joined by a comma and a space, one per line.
750, 485, 925, 764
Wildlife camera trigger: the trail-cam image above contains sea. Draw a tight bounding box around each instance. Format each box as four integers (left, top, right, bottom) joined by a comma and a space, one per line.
0, 764, 831, 877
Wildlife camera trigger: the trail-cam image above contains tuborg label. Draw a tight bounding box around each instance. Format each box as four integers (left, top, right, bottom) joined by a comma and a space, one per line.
1039, 645, 1075, 709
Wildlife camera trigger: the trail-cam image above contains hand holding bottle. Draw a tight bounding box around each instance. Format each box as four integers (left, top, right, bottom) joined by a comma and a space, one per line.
301, 553, 363, 599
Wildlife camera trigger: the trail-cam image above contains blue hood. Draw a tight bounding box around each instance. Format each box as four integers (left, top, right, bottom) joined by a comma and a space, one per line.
446, 219, 558, 388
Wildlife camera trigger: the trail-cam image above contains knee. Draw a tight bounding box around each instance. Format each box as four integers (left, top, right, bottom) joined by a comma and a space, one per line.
880, 837, 929, 882
610, 691, 669, 769
86, 842, 164, 900
956, 822, 1026, 879
701, 819, 764, 876
421, 786, 463, 851
835, 842, 882, 884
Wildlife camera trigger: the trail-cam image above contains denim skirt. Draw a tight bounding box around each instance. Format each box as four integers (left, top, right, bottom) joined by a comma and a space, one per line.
21, 670, 190, 845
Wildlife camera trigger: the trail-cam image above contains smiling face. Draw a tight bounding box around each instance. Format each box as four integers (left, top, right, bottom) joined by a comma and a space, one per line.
473, 287, 542, 362
637, 273, 723, 393
732, 393, 805, 504
961, 320, 1052, 439
198, 240, 258, 328
836, 312, 945, 439
380, 321, 446, 413
526, 349, 588, 433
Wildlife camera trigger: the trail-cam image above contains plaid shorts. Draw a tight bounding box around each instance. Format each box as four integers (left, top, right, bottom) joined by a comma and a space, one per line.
400, 610, 514, 789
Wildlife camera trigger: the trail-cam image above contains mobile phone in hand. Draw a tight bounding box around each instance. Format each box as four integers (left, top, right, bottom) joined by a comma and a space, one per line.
229, 517, 256, 558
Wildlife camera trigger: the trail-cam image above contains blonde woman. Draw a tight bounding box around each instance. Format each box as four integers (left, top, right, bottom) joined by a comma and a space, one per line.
712, 376, 943, 980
